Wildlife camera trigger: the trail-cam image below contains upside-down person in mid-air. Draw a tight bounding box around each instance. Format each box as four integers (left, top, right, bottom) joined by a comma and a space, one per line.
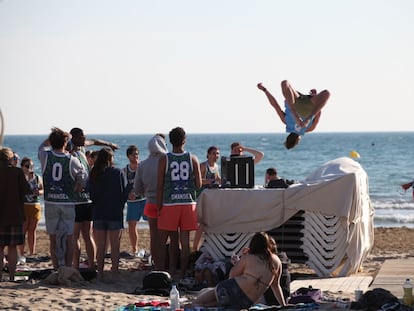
258, 80, 330, 149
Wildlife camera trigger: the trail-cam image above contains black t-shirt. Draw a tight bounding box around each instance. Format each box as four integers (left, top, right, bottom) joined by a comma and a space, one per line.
266, 178, 294, 189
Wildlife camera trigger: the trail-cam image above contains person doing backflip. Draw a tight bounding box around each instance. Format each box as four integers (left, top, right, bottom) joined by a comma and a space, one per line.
258, 80, 330, 149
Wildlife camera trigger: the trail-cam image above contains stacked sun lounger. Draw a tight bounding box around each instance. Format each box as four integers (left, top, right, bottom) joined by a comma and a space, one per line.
301, 212, 349, 277
268, 211, 308, 264
197, 157, 374, 278
269, 211, 353, 277
200, 232, 254, 261
201, 210, 360, 278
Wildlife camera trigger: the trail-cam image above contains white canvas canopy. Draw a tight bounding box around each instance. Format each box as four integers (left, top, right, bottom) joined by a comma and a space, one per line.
197, 157, 374, 276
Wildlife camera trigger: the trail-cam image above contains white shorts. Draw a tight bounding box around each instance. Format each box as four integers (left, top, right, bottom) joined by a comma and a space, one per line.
44, 202, 76, 235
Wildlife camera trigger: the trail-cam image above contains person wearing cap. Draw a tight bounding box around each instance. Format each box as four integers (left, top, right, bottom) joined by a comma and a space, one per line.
257, 80, 330, 149
230, 142, 264, 164
0, 147, 31, 281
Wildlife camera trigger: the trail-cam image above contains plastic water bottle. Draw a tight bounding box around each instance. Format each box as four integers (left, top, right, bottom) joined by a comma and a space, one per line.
170, 284, 180, 311
403, 278, 413, 306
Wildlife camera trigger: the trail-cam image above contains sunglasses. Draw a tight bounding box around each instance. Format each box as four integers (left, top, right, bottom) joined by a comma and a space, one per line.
23, 164, 33, 169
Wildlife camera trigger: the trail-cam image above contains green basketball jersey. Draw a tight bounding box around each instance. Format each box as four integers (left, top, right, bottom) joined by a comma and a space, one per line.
72, 150, 91, 202
43, 151, 82, 204
163, 152, 197, 206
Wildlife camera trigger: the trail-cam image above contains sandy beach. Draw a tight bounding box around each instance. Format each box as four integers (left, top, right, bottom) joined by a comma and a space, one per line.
1, 227, 414, 310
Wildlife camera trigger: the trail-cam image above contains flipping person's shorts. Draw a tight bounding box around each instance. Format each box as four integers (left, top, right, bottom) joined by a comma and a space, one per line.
295, 94, 314, 118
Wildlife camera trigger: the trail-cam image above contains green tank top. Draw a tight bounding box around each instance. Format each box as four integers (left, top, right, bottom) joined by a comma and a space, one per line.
43, 151, 81, 204
72, 150, 91, 202
163, 152, 197, 205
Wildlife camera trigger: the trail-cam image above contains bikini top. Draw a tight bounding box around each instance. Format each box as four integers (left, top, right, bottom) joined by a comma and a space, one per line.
245, 272, 274, 289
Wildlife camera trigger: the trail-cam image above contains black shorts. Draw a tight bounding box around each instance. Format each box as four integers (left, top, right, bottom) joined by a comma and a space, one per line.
75, 203, 93, 222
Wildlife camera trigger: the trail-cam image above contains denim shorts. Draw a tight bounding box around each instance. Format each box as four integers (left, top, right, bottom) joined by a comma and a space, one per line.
216, 278, 253, 310
93, 220, 124, 231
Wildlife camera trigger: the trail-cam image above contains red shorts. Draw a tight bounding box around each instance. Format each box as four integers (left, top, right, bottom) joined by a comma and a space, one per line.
144, 202, 158, 219
158, 204, 198, 231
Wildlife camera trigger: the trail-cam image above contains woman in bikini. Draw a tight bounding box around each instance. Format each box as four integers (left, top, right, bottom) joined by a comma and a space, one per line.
192, 232, 287, 310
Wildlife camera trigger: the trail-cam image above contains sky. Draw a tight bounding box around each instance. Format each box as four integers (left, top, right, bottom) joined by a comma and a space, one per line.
1, 0, 413, 135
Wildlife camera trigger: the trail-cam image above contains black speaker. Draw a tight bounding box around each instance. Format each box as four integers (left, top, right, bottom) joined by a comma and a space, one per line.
221, 155, 254, 188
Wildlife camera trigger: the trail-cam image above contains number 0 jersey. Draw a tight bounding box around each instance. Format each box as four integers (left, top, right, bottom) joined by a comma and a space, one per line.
163, 152, 197, 206
42, 150, 86, 204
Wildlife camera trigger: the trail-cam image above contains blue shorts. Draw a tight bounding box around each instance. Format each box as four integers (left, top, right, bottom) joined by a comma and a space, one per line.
126, 199, 147, 221
93, 220, 124, 231
216, 278, 253, 310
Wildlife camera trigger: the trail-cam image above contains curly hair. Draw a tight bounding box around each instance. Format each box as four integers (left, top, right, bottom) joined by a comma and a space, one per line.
169, 127, 186, 147
48, 127, 70, 150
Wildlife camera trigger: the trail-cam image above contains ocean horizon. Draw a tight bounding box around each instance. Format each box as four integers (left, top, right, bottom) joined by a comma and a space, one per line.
3, 131, 414, 229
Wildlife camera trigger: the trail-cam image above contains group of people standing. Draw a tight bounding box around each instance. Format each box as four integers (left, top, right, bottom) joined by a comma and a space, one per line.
1, 79, 331, 309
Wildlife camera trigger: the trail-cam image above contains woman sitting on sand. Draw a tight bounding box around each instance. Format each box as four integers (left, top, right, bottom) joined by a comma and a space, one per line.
192, 232, 287, 309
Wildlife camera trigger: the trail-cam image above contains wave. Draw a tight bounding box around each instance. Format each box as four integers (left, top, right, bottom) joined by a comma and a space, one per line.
371, 199, 414, 210
374, 216, 414, 228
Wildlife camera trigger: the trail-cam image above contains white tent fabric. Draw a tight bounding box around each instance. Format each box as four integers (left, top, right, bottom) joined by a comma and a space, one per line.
197, 157, 374, 276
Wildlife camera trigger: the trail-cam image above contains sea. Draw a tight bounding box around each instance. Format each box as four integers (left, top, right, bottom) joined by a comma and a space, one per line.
3, 132, 414, 229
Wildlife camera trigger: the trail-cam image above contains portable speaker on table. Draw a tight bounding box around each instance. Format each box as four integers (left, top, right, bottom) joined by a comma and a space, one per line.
221, 155, 254, 188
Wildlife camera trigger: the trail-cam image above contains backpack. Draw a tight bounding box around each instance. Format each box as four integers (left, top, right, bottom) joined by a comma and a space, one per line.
132, 271, 173, 297
350, 288, 413, 311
